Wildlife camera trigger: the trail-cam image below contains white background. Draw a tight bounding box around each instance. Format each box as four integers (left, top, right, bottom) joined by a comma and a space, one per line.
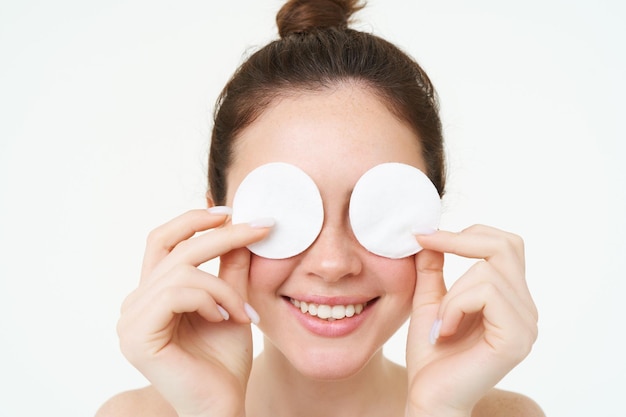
1, 1, 625, 416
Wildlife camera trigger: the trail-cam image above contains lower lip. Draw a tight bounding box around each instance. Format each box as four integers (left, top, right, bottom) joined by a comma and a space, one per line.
285, 298, 374, 338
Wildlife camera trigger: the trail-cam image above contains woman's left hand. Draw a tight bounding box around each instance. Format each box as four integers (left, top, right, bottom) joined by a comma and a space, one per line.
405, 225, 538, 417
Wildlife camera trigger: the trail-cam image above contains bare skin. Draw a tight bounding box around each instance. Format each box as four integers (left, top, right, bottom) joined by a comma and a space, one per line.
100, 85, 542, 417
96, 381, 544, 417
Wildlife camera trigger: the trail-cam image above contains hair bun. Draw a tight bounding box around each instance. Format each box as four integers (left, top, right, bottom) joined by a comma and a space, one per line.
276, 0, 364, 38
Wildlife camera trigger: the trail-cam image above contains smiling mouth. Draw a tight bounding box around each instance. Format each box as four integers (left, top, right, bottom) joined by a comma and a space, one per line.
288, 298, 372, 321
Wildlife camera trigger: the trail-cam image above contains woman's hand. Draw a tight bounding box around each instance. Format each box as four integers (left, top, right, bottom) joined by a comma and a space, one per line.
117, 208, 272, 417
405, 225, 538, 417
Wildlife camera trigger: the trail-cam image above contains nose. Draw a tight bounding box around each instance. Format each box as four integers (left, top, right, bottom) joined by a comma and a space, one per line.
301, 221, 363, 283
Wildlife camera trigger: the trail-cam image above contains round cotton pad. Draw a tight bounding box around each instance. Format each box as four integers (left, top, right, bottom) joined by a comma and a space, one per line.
349, 162, 441, 258
231, 162, 324, 259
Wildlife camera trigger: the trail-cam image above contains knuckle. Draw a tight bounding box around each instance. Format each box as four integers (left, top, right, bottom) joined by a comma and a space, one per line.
528, 301, 539, 323
505, 342, 531, 363
480, 280, 500, 298
463, 224, 487, 234
120, 292, 135, 313
170, 236, 192, 254
146, 226, 169, 250
507, 232, 525, 254
217, 231, 236, 253
118, 340, 140, 364
156, 286, 179, 305
517, 331, 537, 359
116, 317, 138, 360
496, 234, 514, 252
500, 320, 538, 363
492, 233, 525, 262
498, 331, 535, 363
168, 263, 195, 279
115, 317, 126, 338
473, 259, 494, 276
530, 322, 539, 344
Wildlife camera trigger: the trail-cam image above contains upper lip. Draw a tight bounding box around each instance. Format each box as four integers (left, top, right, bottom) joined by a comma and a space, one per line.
283, 295, 377, 306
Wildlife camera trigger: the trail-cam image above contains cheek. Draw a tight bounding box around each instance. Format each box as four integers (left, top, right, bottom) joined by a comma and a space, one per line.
248, 253, 417, 308
371, 256, 417, 302
247, 255, 295, 295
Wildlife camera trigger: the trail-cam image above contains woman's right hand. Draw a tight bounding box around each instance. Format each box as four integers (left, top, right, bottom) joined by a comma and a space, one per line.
117, 208, 273, 417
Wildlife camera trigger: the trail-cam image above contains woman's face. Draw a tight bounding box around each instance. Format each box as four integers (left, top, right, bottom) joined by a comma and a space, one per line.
225, 84, 426, 379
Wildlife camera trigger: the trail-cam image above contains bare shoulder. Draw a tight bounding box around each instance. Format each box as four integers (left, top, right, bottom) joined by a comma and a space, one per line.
95, 386, 176, 417
472, 388, 545, 417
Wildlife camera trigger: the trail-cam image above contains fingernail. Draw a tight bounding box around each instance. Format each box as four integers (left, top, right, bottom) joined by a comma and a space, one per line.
244, 303, 260, 325
207, 206, 233, 215
248, 217, 275, 229
429, 318, 442, 345
411, 226, 437, 236
217, 305, 230, 321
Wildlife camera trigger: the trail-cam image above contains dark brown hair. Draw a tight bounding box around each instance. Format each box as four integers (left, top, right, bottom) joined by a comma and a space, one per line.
208, 0, 445, 205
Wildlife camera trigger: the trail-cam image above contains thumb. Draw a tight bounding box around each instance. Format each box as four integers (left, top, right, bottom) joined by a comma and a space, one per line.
413, 248, 447, 309
219, 247, 252, 301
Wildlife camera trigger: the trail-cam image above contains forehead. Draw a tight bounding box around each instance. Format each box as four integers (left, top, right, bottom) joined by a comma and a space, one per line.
225, 85, 425, 204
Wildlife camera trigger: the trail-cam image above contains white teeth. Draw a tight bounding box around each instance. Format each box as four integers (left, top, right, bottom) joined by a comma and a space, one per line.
289, 298, 368, 321
355, 303, 363, 315
331, 305, 345, 319
317, 304, 332, 319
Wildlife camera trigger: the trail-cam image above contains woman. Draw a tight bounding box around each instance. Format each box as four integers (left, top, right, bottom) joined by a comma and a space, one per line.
97, 1, 543, 416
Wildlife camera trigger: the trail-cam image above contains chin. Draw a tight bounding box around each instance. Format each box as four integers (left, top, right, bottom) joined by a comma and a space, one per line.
283, 342, 382, 381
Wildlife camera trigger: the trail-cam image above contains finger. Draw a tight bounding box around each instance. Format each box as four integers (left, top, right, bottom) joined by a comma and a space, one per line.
416, 227, 530, 302
413, 248, 447, 309
125, 264, 253, 323
408, 248, 447, 359
141, 209, 231, 281
118, 286, 226, 359
148, 222, 272, 285
440, 260, 538, 331
438, 281, 537, 361
416, 226, 524, 268
219, 247, 252, 301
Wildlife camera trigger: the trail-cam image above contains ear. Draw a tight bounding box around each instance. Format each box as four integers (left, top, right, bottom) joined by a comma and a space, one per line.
205, 191, 215, 208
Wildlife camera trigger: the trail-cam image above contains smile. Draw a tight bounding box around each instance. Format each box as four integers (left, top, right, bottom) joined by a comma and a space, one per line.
289, 298, 368, 321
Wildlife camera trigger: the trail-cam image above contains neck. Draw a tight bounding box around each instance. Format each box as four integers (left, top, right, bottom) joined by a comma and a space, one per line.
246, 338, 407, 417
